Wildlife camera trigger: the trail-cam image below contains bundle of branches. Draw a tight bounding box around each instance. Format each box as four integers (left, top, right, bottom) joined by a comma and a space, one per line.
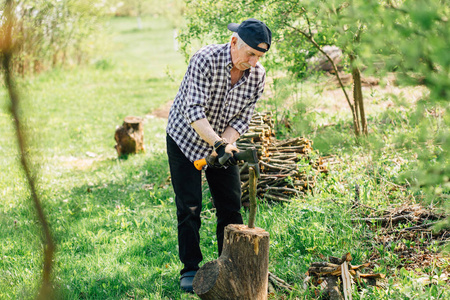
238, 112, 329, 204
304, 253, 385, 300
352, 204, 445, 229
352, 204, 449, 275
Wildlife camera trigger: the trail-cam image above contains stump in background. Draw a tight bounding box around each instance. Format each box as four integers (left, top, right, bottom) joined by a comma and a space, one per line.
114, 116, 145, 157
193, 224, 270, 300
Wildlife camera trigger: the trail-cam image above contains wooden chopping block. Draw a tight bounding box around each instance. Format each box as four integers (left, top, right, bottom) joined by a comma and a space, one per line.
192, 224, 270, 300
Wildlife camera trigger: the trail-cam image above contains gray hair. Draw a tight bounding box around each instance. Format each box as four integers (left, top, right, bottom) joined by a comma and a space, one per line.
231, 32, 247, 49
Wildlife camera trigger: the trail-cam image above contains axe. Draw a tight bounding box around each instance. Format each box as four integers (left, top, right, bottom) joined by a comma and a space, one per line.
193, 148, 260, 178
194, 147, 260, 228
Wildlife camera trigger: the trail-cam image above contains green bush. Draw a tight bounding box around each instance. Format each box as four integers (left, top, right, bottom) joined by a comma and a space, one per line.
1, 0, 107, 74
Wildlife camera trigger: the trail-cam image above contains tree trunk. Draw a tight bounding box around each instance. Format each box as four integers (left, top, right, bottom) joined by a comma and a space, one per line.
193, 224, 270, 300
350, 55, 367, 136
114, 116, 145, 157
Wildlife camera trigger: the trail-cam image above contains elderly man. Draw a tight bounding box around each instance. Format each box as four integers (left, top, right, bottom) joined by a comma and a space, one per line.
166, 18, 272, 292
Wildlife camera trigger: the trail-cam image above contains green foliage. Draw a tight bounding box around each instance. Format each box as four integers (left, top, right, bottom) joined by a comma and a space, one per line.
354, 0, 450, 102
0, 0, 107, 74
180, 0, 449, 235
0, 9, 448, 300
179, 0, 449, 101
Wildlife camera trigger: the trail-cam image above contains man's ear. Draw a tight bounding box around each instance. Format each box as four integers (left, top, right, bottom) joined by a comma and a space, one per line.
230, 36, 237, 47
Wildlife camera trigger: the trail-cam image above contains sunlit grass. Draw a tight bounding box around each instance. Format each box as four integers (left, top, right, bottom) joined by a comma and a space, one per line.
0, 15, 448, 300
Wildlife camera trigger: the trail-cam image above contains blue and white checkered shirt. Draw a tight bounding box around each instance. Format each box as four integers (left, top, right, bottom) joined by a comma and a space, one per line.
166, 43, 266, 163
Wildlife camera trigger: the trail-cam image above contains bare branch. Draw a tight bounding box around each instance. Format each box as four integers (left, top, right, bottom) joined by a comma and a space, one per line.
1, 1, 55, 298
285, 23, 360, 135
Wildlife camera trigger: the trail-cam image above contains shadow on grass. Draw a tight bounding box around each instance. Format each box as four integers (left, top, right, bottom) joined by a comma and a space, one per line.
35, 153, 184, 298
55, 265, 181, 299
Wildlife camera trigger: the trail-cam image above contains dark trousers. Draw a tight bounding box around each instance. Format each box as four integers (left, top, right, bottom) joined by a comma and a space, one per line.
166, 134, 243, 275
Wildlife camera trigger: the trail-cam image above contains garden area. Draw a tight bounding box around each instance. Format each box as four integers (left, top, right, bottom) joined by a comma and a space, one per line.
0, 0, 448, 299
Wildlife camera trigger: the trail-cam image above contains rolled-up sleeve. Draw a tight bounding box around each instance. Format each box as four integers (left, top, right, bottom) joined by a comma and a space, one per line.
183, 54, 211, 124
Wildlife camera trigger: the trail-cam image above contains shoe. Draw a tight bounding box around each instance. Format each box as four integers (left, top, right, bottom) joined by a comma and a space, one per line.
180, 270, 197, 293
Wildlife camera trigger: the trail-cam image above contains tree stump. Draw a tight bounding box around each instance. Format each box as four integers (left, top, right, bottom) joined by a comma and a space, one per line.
114, 116, 145, 157
193, 224, 270, 300
307, 45, 343, 72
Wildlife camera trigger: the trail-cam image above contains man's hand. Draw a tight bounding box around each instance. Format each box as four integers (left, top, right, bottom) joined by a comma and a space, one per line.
205, 155, 223, 169
213, 139, 239, 167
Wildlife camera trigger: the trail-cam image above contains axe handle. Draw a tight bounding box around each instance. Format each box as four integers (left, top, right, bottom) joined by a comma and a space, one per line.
194, 152, 237, 170
194, 149, 258, 172
194, 158, 207, 170
248, 166, 258, 228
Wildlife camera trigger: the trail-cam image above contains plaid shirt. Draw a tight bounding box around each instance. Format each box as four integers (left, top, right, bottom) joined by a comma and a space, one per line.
166, 43, 266, 163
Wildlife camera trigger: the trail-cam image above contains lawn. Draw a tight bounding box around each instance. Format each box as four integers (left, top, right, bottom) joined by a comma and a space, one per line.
0, 15, 448, 300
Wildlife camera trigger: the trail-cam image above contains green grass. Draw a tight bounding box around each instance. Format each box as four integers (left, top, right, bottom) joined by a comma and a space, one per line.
1, 15, 449, 300
0, 16, 191, 299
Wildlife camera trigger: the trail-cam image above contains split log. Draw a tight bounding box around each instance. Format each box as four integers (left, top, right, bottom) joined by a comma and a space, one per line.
325, 275, 345, 300
263, 194, 292, 203
306, 252, 385, 299
193, 224, 270, 300
358, 273, 385, 279
114, 116, 145, 157
341, 261, 353, 300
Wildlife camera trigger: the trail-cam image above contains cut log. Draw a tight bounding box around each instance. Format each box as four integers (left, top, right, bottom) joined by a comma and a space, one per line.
325, 275, 344, 300
193, 224, 270, 300
114, 116, 145, 157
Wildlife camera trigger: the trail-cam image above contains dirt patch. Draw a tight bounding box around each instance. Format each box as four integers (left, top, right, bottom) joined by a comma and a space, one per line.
56, 153, 101, 171
61, 156, 96, 170
320, 82, 427, 115
264, 72, 428, 119
147, 74, 428, 129
149, 100, 173, 119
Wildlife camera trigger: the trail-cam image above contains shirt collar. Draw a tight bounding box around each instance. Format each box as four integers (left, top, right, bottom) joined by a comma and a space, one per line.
226, 43, 233, 70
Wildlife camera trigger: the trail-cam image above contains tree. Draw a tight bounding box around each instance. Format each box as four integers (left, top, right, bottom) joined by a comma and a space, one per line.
178, 0, 370, 136
178, 0, 449, 218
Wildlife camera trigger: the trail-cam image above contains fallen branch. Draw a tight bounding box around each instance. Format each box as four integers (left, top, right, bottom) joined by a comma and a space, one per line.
388, 221, 438, 233
351, 213, 416, 225
268, 272, 293, 292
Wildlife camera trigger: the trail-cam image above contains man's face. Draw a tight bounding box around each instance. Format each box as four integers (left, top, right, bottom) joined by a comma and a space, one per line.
230, 37, 267, 71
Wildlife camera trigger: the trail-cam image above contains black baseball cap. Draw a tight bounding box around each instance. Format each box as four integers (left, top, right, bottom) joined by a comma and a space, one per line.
227, 18, 272, 52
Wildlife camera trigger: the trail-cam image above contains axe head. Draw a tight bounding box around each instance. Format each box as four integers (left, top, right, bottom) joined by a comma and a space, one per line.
235, 148, 260, 178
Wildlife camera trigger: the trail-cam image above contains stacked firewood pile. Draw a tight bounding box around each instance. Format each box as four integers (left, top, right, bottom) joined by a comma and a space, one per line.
237, 112, 328, 204
304, 253, 385, 300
